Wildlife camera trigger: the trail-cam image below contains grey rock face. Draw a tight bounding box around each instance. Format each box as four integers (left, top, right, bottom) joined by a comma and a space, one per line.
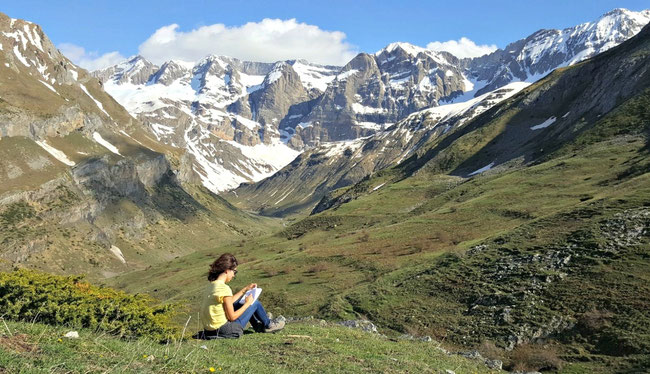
247, 62, 311, 131
294, 45, 467, 144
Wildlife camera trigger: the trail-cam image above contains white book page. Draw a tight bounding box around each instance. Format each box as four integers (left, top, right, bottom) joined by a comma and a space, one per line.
237, 287, 262, 304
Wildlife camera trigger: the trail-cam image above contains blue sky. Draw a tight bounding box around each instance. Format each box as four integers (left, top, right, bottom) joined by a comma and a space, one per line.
3, 0, 649, 68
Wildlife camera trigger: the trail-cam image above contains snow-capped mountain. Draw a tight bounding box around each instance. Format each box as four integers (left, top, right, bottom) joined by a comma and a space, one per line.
227, 82, 529, 216
284, 43, 468, 145
463, 8, 650, 97
94, 56, 339, 192
94, 8, 650, 195
226, 8, 650, 213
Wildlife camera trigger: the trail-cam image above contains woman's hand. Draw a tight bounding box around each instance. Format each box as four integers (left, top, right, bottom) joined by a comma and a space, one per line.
244, 294, 254, 305
244, 283, 257, 292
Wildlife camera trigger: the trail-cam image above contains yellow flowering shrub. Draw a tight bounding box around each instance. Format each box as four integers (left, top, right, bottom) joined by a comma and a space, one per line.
0, 269, 178, 341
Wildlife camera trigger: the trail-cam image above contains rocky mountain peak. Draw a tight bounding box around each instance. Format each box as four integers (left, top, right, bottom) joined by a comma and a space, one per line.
377, 42, 427, 58
148, 59, 192, 85
0, 12, 78, 86
0, 11, 135, 142
94, 55, 158, 85
249, 61, 310, 129
263, 61, 292, 86
344, 53, 379, 72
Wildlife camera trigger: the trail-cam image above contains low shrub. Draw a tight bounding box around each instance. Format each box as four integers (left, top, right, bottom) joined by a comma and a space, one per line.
508, 344, 563, 372
0, 269, 178, 341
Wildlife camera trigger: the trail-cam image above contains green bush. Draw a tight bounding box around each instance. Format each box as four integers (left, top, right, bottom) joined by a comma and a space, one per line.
0, 269, 178, 341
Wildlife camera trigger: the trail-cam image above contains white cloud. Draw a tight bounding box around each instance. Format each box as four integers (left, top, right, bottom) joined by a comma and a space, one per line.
58, 43, 126, 71
138, 18, 358, 66
426, 37, 498, 59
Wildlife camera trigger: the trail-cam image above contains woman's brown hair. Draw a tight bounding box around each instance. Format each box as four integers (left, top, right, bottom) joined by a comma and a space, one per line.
207, 253, 238, 281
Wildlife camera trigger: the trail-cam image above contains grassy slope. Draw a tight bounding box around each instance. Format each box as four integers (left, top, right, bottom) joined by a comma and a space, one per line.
0, 320, 495, 374
110, 134, 648, 312
107, 80, 650, 372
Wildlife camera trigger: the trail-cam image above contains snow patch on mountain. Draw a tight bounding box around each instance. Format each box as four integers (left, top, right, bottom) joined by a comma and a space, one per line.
265, 63, 286, 85
468, 161, 496, 176
226, 140, 300, 181
13, 45, 30, 67
531, 116, 557, 130
290, 60, 339, 92
39, 80, 58, 94
378, 42, 427, 57
80, 84, 110, 117
421, 81, 530, 124
336, 69, 359, 81
322, 138, 367, 158
93, 132, 122, 156
182, 122, 300, 193
35, 140, 75, 166
352, 103, 388, 114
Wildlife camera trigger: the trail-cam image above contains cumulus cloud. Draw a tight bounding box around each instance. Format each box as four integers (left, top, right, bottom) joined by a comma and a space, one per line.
58, 43, 126, 71
426, 37, 498, 59
138, 18, 358, 66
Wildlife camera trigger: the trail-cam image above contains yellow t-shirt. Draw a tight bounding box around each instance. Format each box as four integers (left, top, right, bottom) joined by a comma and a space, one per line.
200, 279, 233, 330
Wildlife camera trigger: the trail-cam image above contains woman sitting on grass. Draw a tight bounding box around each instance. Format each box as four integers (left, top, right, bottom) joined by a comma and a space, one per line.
198, 253, 284, 339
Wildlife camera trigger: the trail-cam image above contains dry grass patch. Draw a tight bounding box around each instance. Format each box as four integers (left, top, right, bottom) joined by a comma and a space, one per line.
0, 334, 39, 355
508, 344, 563, 372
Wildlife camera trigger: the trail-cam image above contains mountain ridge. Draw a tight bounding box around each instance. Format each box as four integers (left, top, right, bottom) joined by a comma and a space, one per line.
94, 8, 650, 195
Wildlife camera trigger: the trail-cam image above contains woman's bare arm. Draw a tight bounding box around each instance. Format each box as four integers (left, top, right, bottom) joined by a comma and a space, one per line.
223, 295, 253, 321
232, 283, 258, 302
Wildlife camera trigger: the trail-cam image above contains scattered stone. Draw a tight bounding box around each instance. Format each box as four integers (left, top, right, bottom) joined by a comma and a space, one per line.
199, 345, 208, 350
63, 331, 79, 339
486, 359, 503, 370
468, 244, 488, 255
337, 319, 378, 334
146, 355, 155, 362
459, 350, 483, 360
437, 347, 450, 355
445, 370, 455, 374
501, 307, 513, 323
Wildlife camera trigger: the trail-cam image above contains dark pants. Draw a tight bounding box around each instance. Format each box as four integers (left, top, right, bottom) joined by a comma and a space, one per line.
233, 300, 271, 331
198, 322, 243, 339
196, 300, 271, 339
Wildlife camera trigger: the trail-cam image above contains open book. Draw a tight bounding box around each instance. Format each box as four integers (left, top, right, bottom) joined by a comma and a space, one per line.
236, 287, 262, 305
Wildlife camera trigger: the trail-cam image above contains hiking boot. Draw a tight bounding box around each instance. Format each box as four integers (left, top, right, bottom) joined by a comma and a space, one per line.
264, 318, 285, 333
